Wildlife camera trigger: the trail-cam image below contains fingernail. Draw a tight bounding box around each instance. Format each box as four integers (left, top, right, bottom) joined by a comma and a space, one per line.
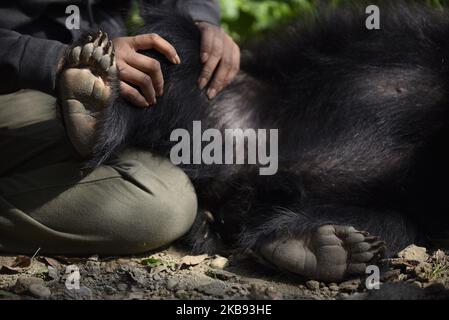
173, 55, 181, 64
207, 88, 217, 100
201, 53, 209, 63
198, 78, 208, 90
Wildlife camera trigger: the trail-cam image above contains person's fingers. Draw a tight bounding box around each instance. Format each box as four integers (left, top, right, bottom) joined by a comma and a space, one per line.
198, 23, 214, 63
131, 33, 180, 64
126, 52, 164, 97
207, 38, 234, 99
198, 36, 224, 91
120, 81, 149, 108
223, 42, 241, 88
118, 62, 157, 105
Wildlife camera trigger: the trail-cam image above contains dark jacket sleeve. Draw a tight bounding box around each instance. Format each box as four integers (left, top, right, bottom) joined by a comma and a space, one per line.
0, 29, 67, 95
179, 0, 221, 25
154, 0, 220, 25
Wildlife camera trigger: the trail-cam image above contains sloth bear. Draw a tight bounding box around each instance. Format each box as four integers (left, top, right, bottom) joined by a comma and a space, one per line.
58, 1, 449, 282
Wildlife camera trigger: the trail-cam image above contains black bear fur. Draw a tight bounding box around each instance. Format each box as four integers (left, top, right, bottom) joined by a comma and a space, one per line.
87, 1, 449, 260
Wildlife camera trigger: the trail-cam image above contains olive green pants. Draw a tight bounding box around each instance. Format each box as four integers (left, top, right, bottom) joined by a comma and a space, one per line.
0, 90, 197, 255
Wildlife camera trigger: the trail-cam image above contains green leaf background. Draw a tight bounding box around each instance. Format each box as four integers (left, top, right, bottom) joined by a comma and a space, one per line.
219, 0, 449, 42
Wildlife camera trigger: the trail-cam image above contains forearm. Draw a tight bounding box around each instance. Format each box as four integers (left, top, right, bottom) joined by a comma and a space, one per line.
0, 29, 67, 95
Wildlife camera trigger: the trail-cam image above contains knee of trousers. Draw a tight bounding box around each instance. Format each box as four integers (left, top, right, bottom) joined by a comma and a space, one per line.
110, 152, 198, 253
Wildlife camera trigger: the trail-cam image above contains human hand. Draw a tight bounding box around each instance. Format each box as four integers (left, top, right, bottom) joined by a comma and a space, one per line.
113, 34, 181, 107
196, 22, 240, 100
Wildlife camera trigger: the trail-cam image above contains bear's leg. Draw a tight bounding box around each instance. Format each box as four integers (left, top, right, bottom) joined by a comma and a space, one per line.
239, 206, 415, 282
58, 31, 118, 157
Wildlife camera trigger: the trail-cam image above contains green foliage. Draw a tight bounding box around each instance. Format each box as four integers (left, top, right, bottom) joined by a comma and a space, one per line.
140, 257, 163, 267
126, 0, 144, 35
219, 0, 317, 42
220, 0, 449, 42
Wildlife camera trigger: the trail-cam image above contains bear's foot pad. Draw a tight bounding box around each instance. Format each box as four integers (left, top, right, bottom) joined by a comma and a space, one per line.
258, 225, 386, 282
58, 31, 117, 157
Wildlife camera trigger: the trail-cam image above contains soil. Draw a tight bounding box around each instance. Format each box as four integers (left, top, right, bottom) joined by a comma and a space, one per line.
1, 245, 449, 300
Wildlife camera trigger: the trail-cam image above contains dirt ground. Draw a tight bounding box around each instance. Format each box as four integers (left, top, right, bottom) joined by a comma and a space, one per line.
1, 244, 449, 300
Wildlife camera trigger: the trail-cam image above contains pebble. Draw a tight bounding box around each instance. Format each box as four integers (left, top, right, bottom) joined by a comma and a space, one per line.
175, 289, 189, 299
338, 279, 361, 292
328, 283, 339, 291
305, 280, 320, 291
104, 285, 116, 295
397, 245, 429, 262
210, 256, 229, 270
117, 283, 128, 291
29, 284, 51, 299
167, 278, 179, 290
197, 282, 227, 297
381, 269, 401, 282
205, 268, 238, 281
64, 286, 92, 300
13, 277, 44, 294
152, 273, 161, 281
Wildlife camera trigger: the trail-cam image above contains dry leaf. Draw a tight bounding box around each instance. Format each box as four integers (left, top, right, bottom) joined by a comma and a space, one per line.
0, 256, 31, 274
41, 257, 61, 269
178, 254, 209, 269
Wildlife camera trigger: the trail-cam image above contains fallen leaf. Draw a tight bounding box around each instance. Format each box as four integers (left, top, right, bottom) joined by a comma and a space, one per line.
141, 257, 162, 267
178, 254, 209, 269
0, 256, 31, 274
40, 257, 61, 269
12, 256, 31, 268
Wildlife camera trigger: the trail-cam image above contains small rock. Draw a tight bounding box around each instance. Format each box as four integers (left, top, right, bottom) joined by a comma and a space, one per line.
415, 262, 432, 273
129, 267, 148, 286
266, 287, 283, 300
205, 268, 238, 281
117, 283, 128, 291
175, 290, 189, 299
210, 256, 229, 270
13, 277, 44, 294
167, 278, 179, 290
197, 282, 227, 297
88, 255, 99, 261
338, 279, 361, 293
397, 245, 429, 262
127, 292, 145, 300
29, 284, 51, 299
305, 280, 320, 291
328, 283, 339, 291
150, 265, 168, 275
104, 285, 116, 295
179, 254, 209, 269
64, 286, 92, 300
381, 269, 401, 282
152, 273, 161, 281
